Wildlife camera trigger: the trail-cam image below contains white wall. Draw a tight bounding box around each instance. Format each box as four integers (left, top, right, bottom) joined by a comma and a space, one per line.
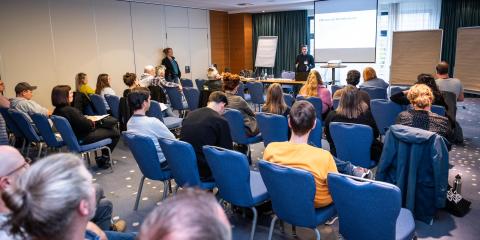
0, 0, 210, 107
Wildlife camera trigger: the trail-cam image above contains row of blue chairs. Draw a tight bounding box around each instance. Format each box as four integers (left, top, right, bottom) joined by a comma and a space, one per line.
123, 131, 415, 240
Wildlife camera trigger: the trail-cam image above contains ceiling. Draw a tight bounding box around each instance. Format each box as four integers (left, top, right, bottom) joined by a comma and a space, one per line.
133, 0, 315, 13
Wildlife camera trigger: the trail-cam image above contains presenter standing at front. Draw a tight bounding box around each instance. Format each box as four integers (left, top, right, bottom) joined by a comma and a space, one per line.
295, 45, 315, 74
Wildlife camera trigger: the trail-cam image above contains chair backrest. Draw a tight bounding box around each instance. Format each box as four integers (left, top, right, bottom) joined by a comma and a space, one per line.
182, 87, 200, 111
50, 115, 82, 152
333, 98, 340, 110
165, 87, 187, 110
31, 113, 64, 148
146, 100, 165, 123
122, 132, 171, 181
236, 81, 246, 99
256, 113, 288, 147
8, 110, 42, 143
296, 96, 323, 120
89, 94, 108, 115
431, 105, 446, 116
308, 118, 322, 148
281, 71, 295, 79
223, 108, 249, 144
258, 160, 318, 228
246, 82, 265, 104
360, 86, 388, 100
441, 91, 457, 120
283, 93, 294, 107
180, 78, 194, 87
203, 146, 254, 207
329, 122, 373, 168
158, 138, 203, 187
370, 100, 403, 135
389, 86, 408, 97
331, 85, 344, 97
195, 79, 207, 90
328, 173, 401, 240
0, 107, 24, 137
105, 94, 120, 119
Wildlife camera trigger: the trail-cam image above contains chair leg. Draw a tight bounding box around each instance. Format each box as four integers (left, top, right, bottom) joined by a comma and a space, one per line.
314, 228, 321, 240
134, 176, 146, 211
174, 185, 180, 195
292, 225, 297, 237
37, 142, 43, 159
162, 180, 169, 200
249, 207, 258, 240
267, 215, 278, 240
168, 180, 173, 194
25, 144, 31, 158
105, 147, 113, 173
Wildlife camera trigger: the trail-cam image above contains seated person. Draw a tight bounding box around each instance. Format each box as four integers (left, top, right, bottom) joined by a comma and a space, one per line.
119, 72, 139, 131
435, 61, 464, 102
122, 72, 139, 97
222, 72, 259, 136
325, 86, 383, 162
138, 188, 231, 240
263, 101, 340, 208
262, 83, 290, 117
0, 79, 10, 145
298, 69, 332, 119
126, 87, 176, 168
390, 73, 448, 110
1, 151, 135, 240
76, 72, 95, 95
139, 65, 156, 87
95, 73, 116, 112
52, 85, 120, 169
333, 70, 371, 107
206, 66, 223, 91
360, 67, 389, 89
180, 91, 233, 181
396, 84, 453, 142
10, 82, 50, 120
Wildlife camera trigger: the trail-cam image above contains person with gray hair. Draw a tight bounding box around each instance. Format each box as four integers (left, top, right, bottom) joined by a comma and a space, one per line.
138, 188, 231, 240
139, 65, 156, 87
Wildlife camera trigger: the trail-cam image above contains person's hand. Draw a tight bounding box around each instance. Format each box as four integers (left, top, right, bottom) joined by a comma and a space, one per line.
403, 90, 409, 95
179, 85, 183, 91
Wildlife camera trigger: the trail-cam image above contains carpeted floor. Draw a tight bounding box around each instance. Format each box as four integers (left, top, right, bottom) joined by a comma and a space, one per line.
92, 98, 480, 239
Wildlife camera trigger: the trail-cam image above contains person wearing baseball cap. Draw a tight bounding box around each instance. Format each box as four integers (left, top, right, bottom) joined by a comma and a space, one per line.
10, 82, 50, 119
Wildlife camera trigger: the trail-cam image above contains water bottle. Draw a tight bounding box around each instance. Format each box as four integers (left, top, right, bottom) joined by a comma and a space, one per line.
453, 174, 462, 194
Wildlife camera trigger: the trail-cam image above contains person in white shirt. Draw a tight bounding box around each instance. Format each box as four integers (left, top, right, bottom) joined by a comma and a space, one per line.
126, 87, 175, 168
139, 65, 156, 88
435, 61, 464, 102
95, 73, 116, 111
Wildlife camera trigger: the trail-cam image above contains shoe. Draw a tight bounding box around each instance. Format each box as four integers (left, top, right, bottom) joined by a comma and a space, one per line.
111, 219, 126, 232
96, 156, 111, 170
352, 167, 371, 179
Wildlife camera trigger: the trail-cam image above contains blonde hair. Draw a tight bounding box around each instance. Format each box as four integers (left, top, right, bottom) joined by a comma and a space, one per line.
407, 84, 433, 109
299, 69, 323, 97
156, 65, 166, 77
337, 85, 368, 119
363, 67, 377, 81
263, 83, 288, 115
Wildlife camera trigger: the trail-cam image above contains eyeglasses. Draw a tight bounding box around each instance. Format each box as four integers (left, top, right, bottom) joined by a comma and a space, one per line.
5, 160, 30, 177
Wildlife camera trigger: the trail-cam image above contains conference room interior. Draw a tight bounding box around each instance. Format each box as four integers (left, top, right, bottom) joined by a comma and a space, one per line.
1, 0, 480, 239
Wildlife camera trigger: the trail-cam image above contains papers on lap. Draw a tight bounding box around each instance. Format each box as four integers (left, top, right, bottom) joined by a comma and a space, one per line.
85, 114, 109, 122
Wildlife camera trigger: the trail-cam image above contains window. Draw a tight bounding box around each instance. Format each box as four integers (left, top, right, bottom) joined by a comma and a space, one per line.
308, 16, 315, 55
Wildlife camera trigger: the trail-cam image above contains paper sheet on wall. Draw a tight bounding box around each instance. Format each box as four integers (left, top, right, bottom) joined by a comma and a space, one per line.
255, 36, 278, 68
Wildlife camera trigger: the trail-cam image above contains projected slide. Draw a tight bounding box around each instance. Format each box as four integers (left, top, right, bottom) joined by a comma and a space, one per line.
314, 0, 377, 63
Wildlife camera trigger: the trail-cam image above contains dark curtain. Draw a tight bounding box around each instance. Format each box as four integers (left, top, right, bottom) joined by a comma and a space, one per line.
440, 0, 480, 76
253, 10, 308, 77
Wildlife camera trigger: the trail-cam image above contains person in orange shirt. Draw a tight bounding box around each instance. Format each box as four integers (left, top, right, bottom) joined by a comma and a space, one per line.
263, 100, 369, 207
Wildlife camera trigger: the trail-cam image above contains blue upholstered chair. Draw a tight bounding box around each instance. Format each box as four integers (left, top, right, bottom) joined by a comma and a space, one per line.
296, 96, 323, 121
195, 79, 207, 90
331, 85, 344, 97
256, 113, 288, 147
246, 82, 265, 111
104, 94, 120, 119
333, 98, 340, 110
283, 93, 294, 107
9, 110, 44, 158
158, 138, 214, 191
51, 115, 113, 171
164, 87, 189, 117
258, 160, 337, 240
360, 86, 388, 100
370, 100, 404, 135
89, 94, 108, 115
180, 78, 194, 87
390, 86, 409, 97
223, 108, 262, 160
203, 146, 269, 240
236, 81, 251, 101
147, 100, 182, 130
329, 122, 376, 169
406, 104, 446, 116
182, 87, 200, 111
0, 107, 25, 147
122, 132, 173, 210
328, 172, 416, 240
308, 119, 322, 148
31, 113, 64, 154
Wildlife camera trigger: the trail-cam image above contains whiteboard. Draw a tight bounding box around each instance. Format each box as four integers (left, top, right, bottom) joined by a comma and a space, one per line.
454, 27, 480, 93
254, 36, 278, 68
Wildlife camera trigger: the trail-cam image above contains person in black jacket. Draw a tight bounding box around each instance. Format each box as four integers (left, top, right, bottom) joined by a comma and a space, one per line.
180, 91, 233, 181
325, 85, 383, 162
52, 85, 120, 169
161, 47, 181, 83
295, 45, 314, 73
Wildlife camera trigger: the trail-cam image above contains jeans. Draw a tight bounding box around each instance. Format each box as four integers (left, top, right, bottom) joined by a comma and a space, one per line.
105, 231, 137, 240
92, 184, 113, 231
333, 156, 355, 176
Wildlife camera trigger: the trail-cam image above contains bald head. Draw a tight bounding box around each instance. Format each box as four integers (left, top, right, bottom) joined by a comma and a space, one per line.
0, 146, 25, 177
144, 65, 155, 76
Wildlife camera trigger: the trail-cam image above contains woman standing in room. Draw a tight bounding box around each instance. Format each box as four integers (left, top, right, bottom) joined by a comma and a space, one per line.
161, 47, 181, 83
75, 72, 95, 95
360, 67, 389, 89
262, 83, 290, 117
298, 69, 332, 119
95, 73, 116, 111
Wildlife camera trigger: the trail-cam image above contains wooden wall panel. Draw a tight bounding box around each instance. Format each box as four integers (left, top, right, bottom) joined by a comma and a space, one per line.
228, 13, 252, 74
210, 11, 230, 73
243, 14, 253, 71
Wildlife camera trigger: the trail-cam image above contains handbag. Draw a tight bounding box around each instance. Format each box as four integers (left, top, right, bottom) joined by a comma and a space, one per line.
445, 185, 471, 217
96, 116, 118, 129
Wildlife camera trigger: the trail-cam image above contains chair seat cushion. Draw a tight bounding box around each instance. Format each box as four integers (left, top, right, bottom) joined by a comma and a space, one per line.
79, 138, 112, 152
244, 94, 251, 102
250, 171, 269, 204
396, 208, 415, 240
245, 133, 262, 144
369, 160, 378, 169
199, 181, 215, 190
314, 204, 337, 227
164, 117, 182, 129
